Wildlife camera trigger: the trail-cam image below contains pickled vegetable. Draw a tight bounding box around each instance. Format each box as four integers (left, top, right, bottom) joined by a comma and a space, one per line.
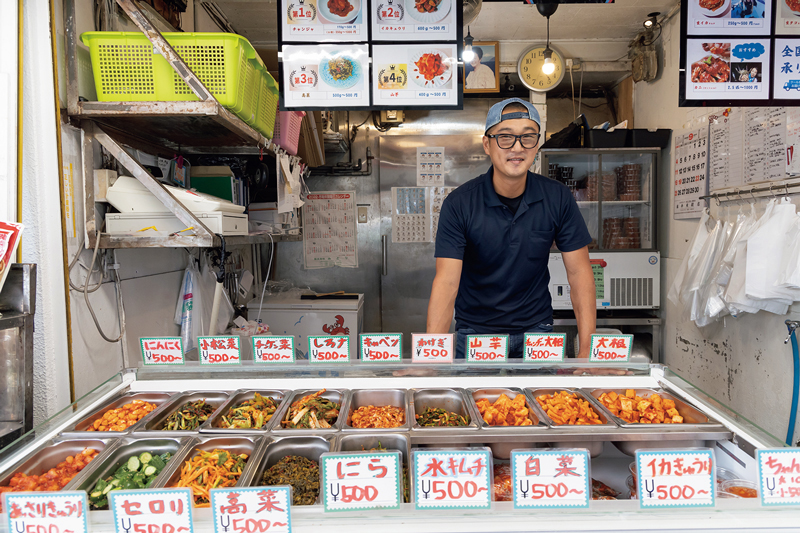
262, 456, 319, 506
220, 393, 279, 429
163, 399, 215, 431
415, 407, 468, 427
88, 451, 172, 509
280, 389, 340, 429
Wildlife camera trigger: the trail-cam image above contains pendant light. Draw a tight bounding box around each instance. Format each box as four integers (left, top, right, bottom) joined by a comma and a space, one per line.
537, 2, 558, 75
463, 26, 475, 62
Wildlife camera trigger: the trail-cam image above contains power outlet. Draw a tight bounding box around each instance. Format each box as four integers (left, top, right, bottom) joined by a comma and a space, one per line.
358, 206, 368, 223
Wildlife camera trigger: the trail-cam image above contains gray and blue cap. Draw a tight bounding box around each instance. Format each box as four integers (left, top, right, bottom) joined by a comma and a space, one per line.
484, 98, 541, 135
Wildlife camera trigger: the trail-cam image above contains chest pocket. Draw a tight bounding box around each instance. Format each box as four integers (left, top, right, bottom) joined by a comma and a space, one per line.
527, 229, 555, 259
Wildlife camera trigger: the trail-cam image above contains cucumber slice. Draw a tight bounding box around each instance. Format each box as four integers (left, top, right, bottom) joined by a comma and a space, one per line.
139, 452, 153, 464
127, 456, 141, 472
102, 483, 115, 495
149, 456, 166, 470
90, 491, 102, 499
143, 465, 158, 477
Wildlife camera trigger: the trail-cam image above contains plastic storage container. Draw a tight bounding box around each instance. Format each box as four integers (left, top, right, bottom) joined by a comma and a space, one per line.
272, 108, 305, 155
254, 74, 280, 139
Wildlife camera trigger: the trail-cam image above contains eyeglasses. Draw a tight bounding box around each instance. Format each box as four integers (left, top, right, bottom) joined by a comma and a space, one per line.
486, 133, 541, 149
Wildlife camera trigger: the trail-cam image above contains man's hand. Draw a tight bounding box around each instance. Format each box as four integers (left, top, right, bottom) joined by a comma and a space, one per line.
562, 246, 596, 358
427, 258, 463, 333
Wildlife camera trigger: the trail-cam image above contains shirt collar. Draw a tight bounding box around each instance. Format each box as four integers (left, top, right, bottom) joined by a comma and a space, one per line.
482, 166, 545, 208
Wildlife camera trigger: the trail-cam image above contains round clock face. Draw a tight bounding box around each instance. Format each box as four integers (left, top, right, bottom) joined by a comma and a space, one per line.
517, 45, 566, 92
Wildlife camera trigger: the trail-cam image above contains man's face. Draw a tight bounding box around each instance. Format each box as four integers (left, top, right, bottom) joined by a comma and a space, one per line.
482, 117, 540, 181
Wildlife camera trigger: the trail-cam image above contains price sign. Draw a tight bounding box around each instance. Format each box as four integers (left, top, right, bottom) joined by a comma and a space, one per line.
321, 452, 402, 512
589, 334, 633, 362
4, 492, 88, 533
110, 489, 194, 533
412, 450, 492, 510
523, 333, 566, 362
757, 449, 800, 506
210, 487, 291, 533
140, 337, 184, 365
198, 336, 241, 365
510, 450, 591, 509
411, 334, 453, 363
635, 449, 715, 508
465, 334, 508, 363
252, 336, 295, 364
360, 333, 402, 362
308, 336, 350, 363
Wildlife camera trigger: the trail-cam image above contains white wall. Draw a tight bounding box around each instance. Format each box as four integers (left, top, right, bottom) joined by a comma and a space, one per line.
634, 13, 800, 444
0, 1, 19, 222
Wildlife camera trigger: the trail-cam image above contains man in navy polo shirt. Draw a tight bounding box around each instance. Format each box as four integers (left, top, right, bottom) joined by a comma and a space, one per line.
426, 98, 596, 359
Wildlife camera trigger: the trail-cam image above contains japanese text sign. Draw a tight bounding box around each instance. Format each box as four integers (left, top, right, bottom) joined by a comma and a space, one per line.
756, 449, 800, 506
210, 486, 292, 533
110, 489, 194, 533
321, 452, 402, 511
465, 334, 508, 363
510, 450, 591, 509
589, 334, 633, 362
635, 449, 715, 508
252, 336, 295, 364
523, 333, 566, 362
140, 337, 184, 365
411, 334, 453, 363
198, 336, 241, 365
4, 491, 88, 533
360, 333, 403, 362
413, 449, 492, 509
308, 335, 350, 363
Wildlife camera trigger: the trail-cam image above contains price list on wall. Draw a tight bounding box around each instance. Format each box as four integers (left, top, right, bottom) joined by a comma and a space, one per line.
673, 127, 709, 220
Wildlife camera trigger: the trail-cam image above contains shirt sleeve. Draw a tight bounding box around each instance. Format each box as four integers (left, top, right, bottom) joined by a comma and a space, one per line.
435, 194, 467, 260
553, 186, 593, 253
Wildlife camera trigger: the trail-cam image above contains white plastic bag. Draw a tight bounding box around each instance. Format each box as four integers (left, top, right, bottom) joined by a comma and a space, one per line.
668, 209, 711, 308
778, 215, 800, 289
746, 197, 800, 303
197, 260, 235, 336
174, 263, 203, 353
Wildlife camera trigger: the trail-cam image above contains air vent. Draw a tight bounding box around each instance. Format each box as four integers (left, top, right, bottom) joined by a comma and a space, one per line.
610, 278, 654, 307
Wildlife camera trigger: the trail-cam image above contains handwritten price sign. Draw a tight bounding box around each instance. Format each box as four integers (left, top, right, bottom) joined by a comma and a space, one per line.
411, 334, 453, 363
589, 334, 633, 362
252, 336, 295, 364
757, 449, 800, 506
413, 450, 491, 510
360, 334, 402, 362
4, 492, 88, 533
198, 336, 241, 365
523, 333, 566, 362
321, 452, 402, 512
110, 489, 194, 533
308, 336, 350, 363
210, 487, 291, 533
465, 334, 508, 363
635, 450, 715, 508
140, 337, 184, 365
510, 450, 590, 509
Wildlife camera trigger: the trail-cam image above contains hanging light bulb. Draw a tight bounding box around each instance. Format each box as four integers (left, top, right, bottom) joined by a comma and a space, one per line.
542, 47, 555, 75
463, 26, 475, 62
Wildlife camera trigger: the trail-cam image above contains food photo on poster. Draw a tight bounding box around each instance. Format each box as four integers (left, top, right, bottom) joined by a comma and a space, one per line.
775, 0, 800, 33
370, 0, 458, 41
372, 44, 460, 108
684, 39, 770, 101
281, 0, 367, 42
687, 0, 770, 35
281, 44, 370, 108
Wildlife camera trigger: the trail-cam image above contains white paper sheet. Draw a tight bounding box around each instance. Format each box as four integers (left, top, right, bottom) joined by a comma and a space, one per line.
392, 186, 430, 243
674, 126, 710, 220
303, 191, 358, 269
416, 147, 445, 186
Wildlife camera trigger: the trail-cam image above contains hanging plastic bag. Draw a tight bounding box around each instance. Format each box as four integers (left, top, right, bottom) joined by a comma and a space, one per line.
704, 208, 754, 320
197, 258, 235, 336
777, 215, 800, 289
668, 209, 711, 308
174, 262, 203, 353
746, 197, 800, 303
681, 219, 726, 325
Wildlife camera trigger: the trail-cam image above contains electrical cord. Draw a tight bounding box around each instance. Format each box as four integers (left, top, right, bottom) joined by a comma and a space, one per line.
68, 236, 103, 293
578, 69, 584, 117
256, 233, 275, 322
83, 232, 126, 343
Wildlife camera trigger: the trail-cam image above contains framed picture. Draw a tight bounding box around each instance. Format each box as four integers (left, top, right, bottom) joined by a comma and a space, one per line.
464, 41, 500, 93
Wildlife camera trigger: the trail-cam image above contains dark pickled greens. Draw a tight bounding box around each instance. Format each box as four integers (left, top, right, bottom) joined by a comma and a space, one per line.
262, 456, 319, 506
415, 407, 468, 427
88, 452, 172, 509
280, 389, 340, 429
163, 399, 215, 431
220, 393, 279, 429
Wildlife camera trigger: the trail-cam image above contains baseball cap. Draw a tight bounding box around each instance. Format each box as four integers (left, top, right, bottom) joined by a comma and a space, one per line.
484, 98, 541, 134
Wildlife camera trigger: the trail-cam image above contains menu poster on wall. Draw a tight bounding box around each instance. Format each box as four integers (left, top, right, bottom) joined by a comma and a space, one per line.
281, 45, 370, 108
372, 44, 460, 108
370, 0, 458, 41
674, 127, 709, 219
686, 0, 771, 35
787, 108, 800, 174
684, 39, 771, 101
708, 109, 744, 191
743, 107, 787, 183
280, 0, 367, 42
774, 1, 800, 34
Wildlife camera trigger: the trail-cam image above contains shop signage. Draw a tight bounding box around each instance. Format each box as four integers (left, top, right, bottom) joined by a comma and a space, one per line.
756, 449, 800, 506
308, 335, 351, 363
635, 449, 715, 508
588, 334, 633, 362
371, 45, 460, 108
510, 450, 591, 509
3, 491, 88, 533
140, 337, 184, 365
320, 451, 402, 511
109, 489, 194, 533
360, 333, 403, 362
252, 336, 295, 364
210, 486, 292, 533
523, 333, 566, 362
412, 449, 492, 509
465, 334, 508, 363
198, 336, 241, 365
370, 0, 458, 41
281, 45, 371, 109
280, 0, 367, 43
411, 333, 453, 363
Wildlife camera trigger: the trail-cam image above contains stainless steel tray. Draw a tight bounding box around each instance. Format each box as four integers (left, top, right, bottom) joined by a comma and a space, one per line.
135, 391, 231, 436
200, 389, 289, 434
526, 388, 616, 430
272, 389, 348, 433
342, 389, 409, 431
335, 432, 412, 502
71, 436, 191, 509
467, 388, 548, 431
60, 392, 176, 437
408, 388, 479, 432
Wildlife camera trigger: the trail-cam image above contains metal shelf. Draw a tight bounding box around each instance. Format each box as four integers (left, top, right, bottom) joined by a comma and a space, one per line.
94, 232, 301, 249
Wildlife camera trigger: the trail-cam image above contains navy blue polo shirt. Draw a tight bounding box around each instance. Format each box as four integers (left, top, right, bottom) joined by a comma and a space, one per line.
435, 167, 592, 334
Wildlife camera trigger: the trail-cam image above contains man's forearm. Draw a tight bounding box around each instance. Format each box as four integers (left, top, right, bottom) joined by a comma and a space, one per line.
569, 268, 596, 358
427, 277, 458, 333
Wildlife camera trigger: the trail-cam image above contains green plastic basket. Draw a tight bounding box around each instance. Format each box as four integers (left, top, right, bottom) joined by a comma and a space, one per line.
253, 72, 279, 139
